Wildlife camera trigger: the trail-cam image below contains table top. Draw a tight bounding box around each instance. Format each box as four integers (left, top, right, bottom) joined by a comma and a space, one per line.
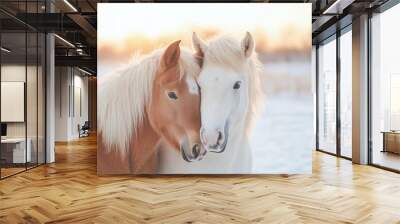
1, 138, 28, 143
381, 131, 400, 134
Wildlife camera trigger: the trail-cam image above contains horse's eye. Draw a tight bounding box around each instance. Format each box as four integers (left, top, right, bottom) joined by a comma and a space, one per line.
167, 91, 178, 100
233, 81, 241, 90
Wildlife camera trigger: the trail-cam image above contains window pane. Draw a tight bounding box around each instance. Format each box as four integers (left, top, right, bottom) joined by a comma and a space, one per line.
340, 29, 352, 158
371, 4, 400, 171
318, 37, 337, 154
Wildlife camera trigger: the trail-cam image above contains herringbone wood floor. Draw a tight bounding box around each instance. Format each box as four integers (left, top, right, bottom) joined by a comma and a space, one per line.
1, 135, 400, 224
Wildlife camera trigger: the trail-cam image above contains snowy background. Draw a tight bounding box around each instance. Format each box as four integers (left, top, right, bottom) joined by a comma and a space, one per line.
250, 62, 313, 174
250, 94, 313, 173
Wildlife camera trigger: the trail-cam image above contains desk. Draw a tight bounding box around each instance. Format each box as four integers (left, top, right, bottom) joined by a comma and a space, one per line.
1, 138, 31, 163
382, 131, 400, 154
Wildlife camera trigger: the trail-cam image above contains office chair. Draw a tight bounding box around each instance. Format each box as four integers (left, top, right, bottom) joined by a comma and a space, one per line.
79, 121, 90, 138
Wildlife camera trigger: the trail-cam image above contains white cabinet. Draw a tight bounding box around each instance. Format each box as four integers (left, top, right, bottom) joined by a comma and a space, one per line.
1, 138, 32, 163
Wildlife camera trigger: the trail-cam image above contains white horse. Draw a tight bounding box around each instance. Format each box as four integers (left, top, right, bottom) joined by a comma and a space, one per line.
159, 32, 263, 173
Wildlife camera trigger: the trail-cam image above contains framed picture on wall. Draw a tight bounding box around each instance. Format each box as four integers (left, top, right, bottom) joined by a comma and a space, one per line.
97, 3, 313, 175
1, 81, 25, 123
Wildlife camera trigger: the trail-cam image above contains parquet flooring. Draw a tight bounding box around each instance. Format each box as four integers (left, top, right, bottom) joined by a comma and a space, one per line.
1, 167, 26, 178
1, 135, 400, 223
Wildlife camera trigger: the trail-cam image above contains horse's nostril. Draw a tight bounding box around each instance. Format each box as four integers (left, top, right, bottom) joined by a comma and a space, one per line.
217, 131, 223, 143
192, 144, 200, 158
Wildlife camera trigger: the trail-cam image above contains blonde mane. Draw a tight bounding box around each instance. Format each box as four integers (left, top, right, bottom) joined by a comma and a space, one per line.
204, 35, 264, 133
98, 47, 200, 153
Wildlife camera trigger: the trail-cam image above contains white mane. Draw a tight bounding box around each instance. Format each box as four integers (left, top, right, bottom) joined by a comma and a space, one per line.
203, 35, 264, 132
98, 47, 200, 153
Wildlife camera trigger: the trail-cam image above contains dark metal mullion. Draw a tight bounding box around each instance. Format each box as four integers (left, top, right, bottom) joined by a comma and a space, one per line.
60, 68, 62, 117
0, 168, 27, 179
42, 0, 48, 166
317, 149, 352, 161
36, 0, 39, 168
44, 18, 47, 164
68, 69, 71, 118
86, 0, 96, 12
0, 25, 2, 179
374, 0, 400, 13
72, 69, 74, 118
316, 45, 320, 150
367, 11, 373, 165
336, 29, 341, 157
24, 0, 28, 171
316, 0, 321, 12
0, 8, 38, 33
370, 163, 400, 174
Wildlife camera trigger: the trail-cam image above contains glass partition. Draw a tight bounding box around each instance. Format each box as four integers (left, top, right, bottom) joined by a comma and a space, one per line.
27, 0, 40, 170
0, 1, 46, 179
1, 31, 28, 177
27, 31, 38, 169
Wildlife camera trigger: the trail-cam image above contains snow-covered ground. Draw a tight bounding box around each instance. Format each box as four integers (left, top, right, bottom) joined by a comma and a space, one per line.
250, 93, 313, 174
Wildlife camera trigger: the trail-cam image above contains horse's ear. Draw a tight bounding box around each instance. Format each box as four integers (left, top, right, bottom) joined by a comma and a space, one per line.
242, 32, 255, 58
161, 40, 181, 70
192, 32, 207, 60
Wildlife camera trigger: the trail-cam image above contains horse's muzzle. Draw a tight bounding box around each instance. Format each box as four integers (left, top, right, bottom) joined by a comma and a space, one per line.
180, 142, 207, 163
201, 122, 229, 153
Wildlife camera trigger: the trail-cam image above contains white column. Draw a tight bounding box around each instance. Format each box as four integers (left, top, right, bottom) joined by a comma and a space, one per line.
45, 0, 56, 163
352, 14, 369, 164
46, 32, 55, 163
55, 67, 73, 141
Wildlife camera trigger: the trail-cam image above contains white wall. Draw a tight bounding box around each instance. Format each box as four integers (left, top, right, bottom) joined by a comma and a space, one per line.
55, 67, 70, 141
54, 67, 89, 141
70, 73, 89, 138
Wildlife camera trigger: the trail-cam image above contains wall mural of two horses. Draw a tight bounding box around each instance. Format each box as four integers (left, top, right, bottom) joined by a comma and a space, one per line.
97, 3, 313, 174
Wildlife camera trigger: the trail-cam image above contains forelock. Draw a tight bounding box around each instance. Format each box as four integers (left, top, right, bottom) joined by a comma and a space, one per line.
204, 35, 246, 72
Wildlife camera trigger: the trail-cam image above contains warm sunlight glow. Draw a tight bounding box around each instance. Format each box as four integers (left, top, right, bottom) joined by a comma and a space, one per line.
98, 4, 310, 42
98, 3, 311, 68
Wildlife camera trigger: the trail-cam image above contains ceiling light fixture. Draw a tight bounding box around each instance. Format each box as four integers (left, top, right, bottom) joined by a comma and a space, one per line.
54, 34, 75, 48
76, 48, 85, 55
78, 67, 93, 76
323, 0, 354, 15
63, 0, 78, 12
1, 47, 11, 53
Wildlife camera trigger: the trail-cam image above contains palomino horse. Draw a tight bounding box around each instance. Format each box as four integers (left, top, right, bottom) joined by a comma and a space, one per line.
98, 41, 205, 174
159, 33, 263, 173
